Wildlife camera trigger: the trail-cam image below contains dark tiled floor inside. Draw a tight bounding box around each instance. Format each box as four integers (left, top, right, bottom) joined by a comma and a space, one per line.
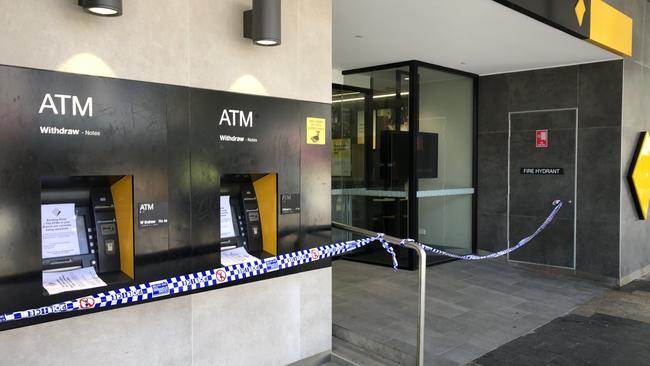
471, 277, 650, 366
332, 258, 609, 365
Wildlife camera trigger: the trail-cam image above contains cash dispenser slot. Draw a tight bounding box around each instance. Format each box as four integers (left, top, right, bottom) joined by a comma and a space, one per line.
220, 174, 277, 261
40, 176, 134, 295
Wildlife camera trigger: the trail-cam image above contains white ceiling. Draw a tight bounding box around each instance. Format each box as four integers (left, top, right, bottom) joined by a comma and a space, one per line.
333, 0, 620, 75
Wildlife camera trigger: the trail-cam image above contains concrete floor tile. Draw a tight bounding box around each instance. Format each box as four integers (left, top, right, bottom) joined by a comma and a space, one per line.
439, 343, 490, 364
332, 259, 608, 366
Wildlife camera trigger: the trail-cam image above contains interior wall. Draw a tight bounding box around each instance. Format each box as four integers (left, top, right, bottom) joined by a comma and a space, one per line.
0, 0, 333, 365
477, 60, 622, 279
609, 0, 650, 284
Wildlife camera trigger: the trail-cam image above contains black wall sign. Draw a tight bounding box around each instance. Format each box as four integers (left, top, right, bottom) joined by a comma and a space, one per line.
493, 0, 591, 39
280, 194, 301, 214
520, 168, 564, 175
138, 202, 169, 228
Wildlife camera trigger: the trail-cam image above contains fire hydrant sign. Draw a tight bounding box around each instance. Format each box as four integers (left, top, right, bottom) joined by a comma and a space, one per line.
536, 129, 549, 148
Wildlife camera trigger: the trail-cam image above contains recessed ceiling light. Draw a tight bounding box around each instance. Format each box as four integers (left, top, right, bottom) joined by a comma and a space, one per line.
78, 0, 123, 17
355, 35, 363, 39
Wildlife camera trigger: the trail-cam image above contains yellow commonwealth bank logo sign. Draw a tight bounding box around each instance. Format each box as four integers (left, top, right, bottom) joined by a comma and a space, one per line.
628, 132, 650, 220
575, 0, 586, 26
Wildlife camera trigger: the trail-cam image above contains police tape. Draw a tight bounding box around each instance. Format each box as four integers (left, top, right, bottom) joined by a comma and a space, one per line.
0, 200, 563, 324
400, 200, 564, 266
0, 236, 385, 324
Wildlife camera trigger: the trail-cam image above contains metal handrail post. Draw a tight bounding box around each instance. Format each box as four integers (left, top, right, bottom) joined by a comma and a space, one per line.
332, 222, 427, 366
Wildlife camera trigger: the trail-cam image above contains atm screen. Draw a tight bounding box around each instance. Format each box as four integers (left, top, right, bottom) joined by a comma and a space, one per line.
220, 195, 237, 239
40, 203, 90, 259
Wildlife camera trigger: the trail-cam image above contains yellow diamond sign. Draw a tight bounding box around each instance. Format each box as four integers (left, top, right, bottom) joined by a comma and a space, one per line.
629, 132, 650, 219
575, 0, 586, 26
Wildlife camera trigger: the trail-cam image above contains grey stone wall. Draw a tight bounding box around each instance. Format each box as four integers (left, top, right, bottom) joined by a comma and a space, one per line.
0, 268, 332, 366
605, 0, 650, 284
477, 61, 622, 279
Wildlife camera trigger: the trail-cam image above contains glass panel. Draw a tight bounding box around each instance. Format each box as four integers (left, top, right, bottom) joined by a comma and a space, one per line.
333, 67, 412, 267
416, 66, 474, 255
332, 85, 367, 243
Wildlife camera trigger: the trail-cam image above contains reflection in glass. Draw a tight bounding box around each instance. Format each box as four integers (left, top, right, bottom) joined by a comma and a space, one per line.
332, 63, 475, 268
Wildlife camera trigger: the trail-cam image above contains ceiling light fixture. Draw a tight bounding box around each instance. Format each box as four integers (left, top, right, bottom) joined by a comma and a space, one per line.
78, 0, 122, 16
244, 0, 281, 46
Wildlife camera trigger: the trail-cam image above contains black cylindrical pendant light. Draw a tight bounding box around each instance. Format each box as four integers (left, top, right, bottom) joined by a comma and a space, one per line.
78, 0, 123, 17
243, 0, 281, 46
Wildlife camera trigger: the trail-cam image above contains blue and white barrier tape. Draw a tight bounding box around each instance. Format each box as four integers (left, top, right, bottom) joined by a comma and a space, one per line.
0, 201, 562, 324
0, 236, 392, 324
406, 200, 564, 262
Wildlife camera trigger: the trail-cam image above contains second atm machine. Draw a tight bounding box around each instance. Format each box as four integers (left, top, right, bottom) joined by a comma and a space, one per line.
219, 174, 277, 262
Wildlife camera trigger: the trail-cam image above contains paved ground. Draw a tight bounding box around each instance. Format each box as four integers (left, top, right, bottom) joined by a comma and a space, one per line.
470, 274, 650, 366
332, 258, 610, 366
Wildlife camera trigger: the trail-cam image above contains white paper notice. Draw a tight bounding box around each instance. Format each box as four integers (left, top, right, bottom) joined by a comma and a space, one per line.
41, 203, 80, 259
220, 196, 236, 239
42, 267, 108, 295
221, 247, 260, 266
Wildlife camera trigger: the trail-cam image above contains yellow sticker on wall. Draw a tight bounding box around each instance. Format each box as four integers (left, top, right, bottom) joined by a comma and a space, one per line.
306, 117, 326, 145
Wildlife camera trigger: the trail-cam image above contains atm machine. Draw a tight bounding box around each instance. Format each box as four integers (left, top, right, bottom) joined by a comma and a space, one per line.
41, 188, 121, 274
40, 176, 133, 294
219, 174, 277, 260
220, 175, 263, 253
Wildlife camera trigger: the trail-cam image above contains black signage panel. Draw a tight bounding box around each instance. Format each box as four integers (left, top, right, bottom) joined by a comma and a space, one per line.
0, 64, 331, 330
280, 194, 301, 214
493, 0, 591, 39
520, 167, 564, 175
138, 202, 169, 228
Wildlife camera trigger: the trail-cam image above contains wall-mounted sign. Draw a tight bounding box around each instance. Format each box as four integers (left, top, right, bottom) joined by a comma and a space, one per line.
520, 168, 563, 175
138, 202, 169, 228
280, 194, 300, 214
37, 92, 102, 138
332, 138, 351, 176
628, 132, 650, 220
536, 129, 549, 148
216, 108, 259, 144
306, 117, 326, 145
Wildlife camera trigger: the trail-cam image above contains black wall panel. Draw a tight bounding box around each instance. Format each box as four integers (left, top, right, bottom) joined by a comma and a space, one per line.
0, 64, 331, 329
477, 60, 622, 278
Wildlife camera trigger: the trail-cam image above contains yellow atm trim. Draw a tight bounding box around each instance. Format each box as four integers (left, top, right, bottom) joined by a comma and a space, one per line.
253, 174, 277, 255
630, 132, 650, 220
110, 176, 135, 279
589, 0, 633, 57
